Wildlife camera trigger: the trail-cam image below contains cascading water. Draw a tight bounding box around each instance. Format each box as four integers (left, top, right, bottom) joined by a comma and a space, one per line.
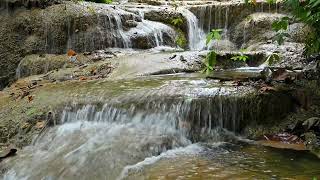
0, 77, 255, 179
179, 8, 206, 50
2, 1, 320, 179
113, 13, 131, 48
1, 103, 192, 179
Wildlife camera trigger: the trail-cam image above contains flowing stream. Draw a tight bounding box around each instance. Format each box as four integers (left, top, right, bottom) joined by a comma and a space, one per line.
1, 74, 320, 179
1, 1, 320, 179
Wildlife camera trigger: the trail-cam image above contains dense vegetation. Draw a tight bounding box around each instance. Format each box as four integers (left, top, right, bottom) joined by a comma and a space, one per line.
286, 0, 320, 56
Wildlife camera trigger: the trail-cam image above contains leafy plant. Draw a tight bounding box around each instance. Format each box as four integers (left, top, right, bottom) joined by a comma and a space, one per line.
231, 49, 249, 62
171, 18, 183, 27
266, 52, 281, 65
202, 51, 217, 74
285, 0, 320, 55
267, 0, 277, 4
176, 30, 187, 48
202, 29, 223, 74
272, 17, 289, 31
272, 17, 290, 45
206, 29, 222, 45
231, 54, 249, 62
171, 19, 186, 48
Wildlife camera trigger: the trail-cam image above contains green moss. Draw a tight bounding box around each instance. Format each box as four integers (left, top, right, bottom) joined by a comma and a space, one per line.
26, 107, 44, 117
175, 29, 187, 49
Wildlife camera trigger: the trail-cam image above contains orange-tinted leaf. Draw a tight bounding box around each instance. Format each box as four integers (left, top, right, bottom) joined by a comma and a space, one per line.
67, 49, 76, 56
79, 76, 87, 81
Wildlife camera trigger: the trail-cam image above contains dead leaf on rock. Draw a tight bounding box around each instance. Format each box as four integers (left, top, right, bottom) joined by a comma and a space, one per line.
79, 76, 88, 81
20, 91, 30, 99
35, 121, 46, 129
28, 95, 34, 102
67, 49, 76, 57
259, 86, 276, 93
21, 122, 30, 129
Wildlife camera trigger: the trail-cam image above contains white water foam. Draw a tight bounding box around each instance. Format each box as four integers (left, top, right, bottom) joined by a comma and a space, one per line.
118, 143, 204, 179
179, 8, 206, 50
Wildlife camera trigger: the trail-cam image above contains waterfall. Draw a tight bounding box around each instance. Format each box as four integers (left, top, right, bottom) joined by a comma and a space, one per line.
179, 8, 205, 50
113, 14, 131, 48
207, 5, 213, 32
15, 61, 23, 79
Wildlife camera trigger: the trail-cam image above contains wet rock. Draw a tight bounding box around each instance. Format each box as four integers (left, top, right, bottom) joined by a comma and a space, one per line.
191, 0, 287, 34
143, 9, 188, 35
302, 117, 320, 132
286, 120, 304, 136
302, 56, 320, 80
230, 13, 286, 48
16, 54, 89, 78
262, 133, 304, 144
207, 68, 264, 81
0, 0, 62, 9
207, 40, 237, 51
287, 23, 314, 43
302, 132, 320, 158
214, 51, 266, 68
0, 2, 143, 87
123, 20, 138, 30
257, 140, 306, 151
128, 21, 177, 49
246, 42, 306, 69
128, 0, 162, 6
0, 146, 17, 162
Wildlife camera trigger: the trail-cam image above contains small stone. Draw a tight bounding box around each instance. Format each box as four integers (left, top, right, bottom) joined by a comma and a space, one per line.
83, 52, 91, 56
180, 55, 186, 62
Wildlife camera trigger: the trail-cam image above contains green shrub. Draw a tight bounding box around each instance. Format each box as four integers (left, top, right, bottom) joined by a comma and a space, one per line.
286, 0, 320, 55
272, 17, 290, 45
202, 29, 222, 74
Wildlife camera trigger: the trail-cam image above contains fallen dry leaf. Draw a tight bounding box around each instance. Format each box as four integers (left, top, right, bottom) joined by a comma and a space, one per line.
35, 121, 46, 129
259, 86, 276, 93
28, 95, 34, 102
67, 49, 76, 57
79, 76, 88, 81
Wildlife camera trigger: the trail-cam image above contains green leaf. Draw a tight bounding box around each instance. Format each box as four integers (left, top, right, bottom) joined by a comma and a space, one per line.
213, 31, 221, 40
272, 17, 289, 32
202, 51, 217, 74
266, 0, 276, 5
206, 29, 222, 45
206, 33, 214, 45
231, 54, 249, 62
171, 18, 183, 26
266, 53, 281, 65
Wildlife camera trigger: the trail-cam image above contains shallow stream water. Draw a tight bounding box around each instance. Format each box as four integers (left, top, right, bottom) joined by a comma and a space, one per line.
1, 74, 319, 180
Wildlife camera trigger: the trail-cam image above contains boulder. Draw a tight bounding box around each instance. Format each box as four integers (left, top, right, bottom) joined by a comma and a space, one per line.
0, 0, 62, 9
0, 2, 177, 88
302, 117, 320, 132
230, 12, 286, 48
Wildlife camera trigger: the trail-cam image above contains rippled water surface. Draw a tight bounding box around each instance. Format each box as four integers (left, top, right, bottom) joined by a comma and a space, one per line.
126, 143, 320, 179
1, 74, 319, 180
